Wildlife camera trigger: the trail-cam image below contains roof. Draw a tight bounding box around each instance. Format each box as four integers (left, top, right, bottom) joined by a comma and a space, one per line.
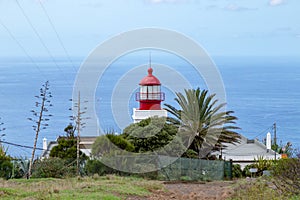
139, 67, 161, 85
219, 135, 280, 161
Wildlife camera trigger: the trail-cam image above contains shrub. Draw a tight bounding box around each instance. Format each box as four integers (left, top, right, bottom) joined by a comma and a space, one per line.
84, 159, 114, 176
0, 145, 12, 179
106, 134, 135, 152
243, 157, 274, 177
231, 178, 284, 200
91, 134, 135, 158
182, 149, 198, 159
31, 157, 76, 178
242, 164, 257, 177
232, 164, 242, 178
0, 160, 12, 179
272, 158, 300, 196
254, 156, 274, 176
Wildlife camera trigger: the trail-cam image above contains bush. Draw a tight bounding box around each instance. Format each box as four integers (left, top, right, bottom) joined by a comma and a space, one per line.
31, 157, 76, 178
243, 164, 257, 177
85, 159, 114, 176
92, 134, 135, 158
272, 158, 300, 196
0, 160, 12, 179
232, 164, 242, 178
254, 156, 274, 176
243, 157, 274, 177
182, 149, 198, 159
0, 146, 12, 179
106, 134, 135, 152
231, 178, 284, 200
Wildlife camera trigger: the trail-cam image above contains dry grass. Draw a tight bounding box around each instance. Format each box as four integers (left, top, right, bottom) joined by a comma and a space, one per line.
229, 177, 300, 200
0, 175, 164, 200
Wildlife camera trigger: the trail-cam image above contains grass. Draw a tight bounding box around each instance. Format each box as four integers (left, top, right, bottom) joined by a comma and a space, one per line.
228, 177, 300, 200
0, 175, 164, 200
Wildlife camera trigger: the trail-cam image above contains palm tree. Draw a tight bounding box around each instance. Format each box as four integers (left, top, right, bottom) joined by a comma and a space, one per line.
164, 88, 240, 158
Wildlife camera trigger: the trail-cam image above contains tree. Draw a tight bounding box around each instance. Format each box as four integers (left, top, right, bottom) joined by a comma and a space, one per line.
122, 117, 184, 155
28, 81, 52, 177
164, 88, 240, 158
64, 123, 76, 138
50, 124, 87, 162
91, 133, 134, 158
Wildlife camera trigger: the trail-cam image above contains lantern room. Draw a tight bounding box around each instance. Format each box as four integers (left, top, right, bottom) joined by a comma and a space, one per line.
132, 67, 167, 123
136, 67, 165, 110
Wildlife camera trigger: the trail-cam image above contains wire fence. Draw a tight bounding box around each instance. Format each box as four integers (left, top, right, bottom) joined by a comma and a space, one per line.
157, 156, 230, 181
86, 155, 232, 181
1, 156, 232, 181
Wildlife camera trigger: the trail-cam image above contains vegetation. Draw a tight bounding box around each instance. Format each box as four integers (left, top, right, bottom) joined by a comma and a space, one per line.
85, 159, 112, 176
0, 175, 163, 199
28, 81, 53, 177
31, 157, 76, 178
0, 144, 12, 179
91, 133, 134, 158
122, 117, 183, 155
230, 178, 287, 200
232, 164, 243, 178
12, 158, 30, 179
50, 124, 87, 162
242, 156, 274, 177
272, 158, 300, 196
164, 88, 240, 158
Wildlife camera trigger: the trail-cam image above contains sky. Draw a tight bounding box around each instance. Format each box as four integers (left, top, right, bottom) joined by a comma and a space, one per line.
0, 0, 299, 58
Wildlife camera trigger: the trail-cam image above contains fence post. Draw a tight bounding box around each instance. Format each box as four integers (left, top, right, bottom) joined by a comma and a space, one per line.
229, 159, 233, 180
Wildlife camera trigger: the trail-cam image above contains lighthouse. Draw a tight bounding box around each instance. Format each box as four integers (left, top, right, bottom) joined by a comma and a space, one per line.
132, 67, 168, 123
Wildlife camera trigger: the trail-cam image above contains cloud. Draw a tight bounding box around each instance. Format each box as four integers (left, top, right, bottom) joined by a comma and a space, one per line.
269, 0, 286, 6
225, 4, 257, 11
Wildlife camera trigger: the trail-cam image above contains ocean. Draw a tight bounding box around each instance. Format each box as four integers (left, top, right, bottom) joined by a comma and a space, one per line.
0, 55, 299, 157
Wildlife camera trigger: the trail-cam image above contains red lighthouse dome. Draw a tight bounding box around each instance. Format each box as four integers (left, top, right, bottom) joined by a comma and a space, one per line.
136, 67, 165, 110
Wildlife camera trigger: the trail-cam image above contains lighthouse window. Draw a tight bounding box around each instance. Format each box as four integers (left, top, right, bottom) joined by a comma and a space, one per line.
153, 85, 160, 93
148, 86, 153, 99
139, 85, 161, 100
140, 86, 147, 100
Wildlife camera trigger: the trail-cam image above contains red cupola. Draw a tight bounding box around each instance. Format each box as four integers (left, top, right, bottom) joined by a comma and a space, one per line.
136, 67, 165, 110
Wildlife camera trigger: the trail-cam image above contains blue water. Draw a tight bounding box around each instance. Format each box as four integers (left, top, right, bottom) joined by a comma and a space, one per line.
0, 55, 299, 157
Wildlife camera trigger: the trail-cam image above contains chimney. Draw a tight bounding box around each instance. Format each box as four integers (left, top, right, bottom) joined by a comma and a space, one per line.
266, 132, 271, 152
43, 137, 48, 151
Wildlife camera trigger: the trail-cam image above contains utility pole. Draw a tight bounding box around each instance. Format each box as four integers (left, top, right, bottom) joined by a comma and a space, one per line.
274, 122, 277, 161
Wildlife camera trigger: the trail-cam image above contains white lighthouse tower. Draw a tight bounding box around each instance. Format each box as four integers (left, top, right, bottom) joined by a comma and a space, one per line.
132, 67, 167, 123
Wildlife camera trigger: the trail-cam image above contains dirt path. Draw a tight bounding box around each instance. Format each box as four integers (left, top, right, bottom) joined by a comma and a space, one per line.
129, 181, 236, 200
164, 181, 235, 200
